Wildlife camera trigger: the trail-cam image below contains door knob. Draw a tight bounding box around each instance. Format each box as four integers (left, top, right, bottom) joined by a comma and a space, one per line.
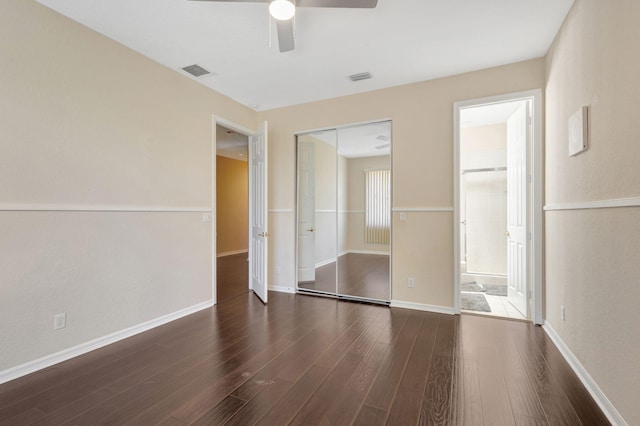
307, 227, 315, 232
504, 231, 510, 237
258, 232, 271, 237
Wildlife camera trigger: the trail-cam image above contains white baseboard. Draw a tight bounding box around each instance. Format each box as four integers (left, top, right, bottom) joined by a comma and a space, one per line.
216, 249, 248, 258
0, 300, 214, 385
390, 300, 455, 315
269, 285, 296, 294
341, 250, 390, 256
315, 257, 336, 268
542, 322, 627, 426
316, 251, 389, 263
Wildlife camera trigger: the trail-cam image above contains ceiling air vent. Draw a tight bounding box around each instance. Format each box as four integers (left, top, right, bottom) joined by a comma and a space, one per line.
182, 64, 210, 77
349, 72, 372, 82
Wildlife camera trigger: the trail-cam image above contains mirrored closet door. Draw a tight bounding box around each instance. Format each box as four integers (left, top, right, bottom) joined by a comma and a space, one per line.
297, 130, 338, 295
296, 121, 391, 303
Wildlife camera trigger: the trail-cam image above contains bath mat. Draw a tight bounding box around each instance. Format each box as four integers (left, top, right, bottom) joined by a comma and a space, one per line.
461, 292, 491, 312
461, 281, 507, 297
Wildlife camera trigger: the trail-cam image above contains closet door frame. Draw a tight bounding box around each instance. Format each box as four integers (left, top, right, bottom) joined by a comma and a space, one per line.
295, 119, 393, 304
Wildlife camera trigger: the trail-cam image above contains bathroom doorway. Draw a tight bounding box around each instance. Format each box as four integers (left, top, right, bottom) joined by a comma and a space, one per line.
454, 91, 542, 322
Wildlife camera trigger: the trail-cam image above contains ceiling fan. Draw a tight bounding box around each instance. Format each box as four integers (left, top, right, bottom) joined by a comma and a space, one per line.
190, 0, 379, 53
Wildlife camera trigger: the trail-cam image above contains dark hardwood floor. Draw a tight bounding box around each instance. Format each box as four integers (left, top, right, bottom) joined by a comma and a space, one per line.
0, 292, 609, 425
299, 253, 390, 301
216, 253, 249, 302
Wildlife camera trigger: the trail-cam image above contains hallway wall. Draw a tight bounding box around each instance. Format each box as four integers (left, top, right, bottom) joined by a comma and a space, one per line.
216, 156, 249, 255
544, 0, 640, 423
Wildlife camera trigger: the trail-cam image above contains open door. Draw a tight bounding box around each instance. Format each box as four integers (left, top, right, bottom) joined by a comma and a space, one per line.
506, 102, 529, 316
297, 140, 316, 282
249, 121, 268, 303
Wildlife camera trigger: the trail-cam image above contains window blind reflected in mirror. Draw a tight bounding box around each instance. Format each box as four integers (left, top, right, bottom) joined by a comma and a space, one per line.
364, 169, 390, 244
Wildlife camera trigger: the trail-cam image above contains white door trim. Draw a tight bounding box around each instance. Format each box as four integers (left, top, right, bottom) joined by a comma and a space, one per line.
212, 116, 255, 306
453, 89, 543, 325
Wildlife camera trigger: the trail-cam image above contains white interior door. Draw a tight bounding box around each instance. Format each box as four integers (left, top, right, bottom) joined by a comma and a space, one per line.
297, 140, 316, 282
507, 102, 529, 316
249, 121, 268, 303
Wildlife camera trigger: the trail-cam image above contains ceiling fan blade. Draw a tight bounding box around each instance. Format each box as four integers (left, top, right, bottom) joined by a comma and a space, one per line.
276, 19, 295, 52
296, 0, 377, 8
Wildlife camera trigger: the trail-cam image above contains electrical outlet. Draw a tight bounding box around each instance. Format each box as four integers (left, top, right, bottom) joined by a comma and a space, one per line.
560, 305, 566, 321
408, 277, 415, 288
54, 313, 66, 330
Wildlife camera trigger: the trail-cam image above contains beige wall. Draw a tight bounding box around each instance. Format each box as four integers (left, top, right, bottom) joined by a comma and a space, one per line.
545, 0, 640, 423
0, 0, 255, 372
260, 58, 545, 306
216, 156, 249, 255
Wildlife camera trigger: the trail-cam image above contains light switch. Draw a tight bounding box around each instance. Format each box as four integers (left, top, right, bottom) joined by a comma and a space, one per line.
203, 213, 212, 223
399, 212, 407, 222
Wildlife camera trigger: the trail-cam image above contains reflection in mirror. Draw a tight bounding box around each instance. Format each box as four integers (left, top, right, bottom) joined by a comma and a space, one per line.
337, 122, 391, 301
296, 130, 338, 295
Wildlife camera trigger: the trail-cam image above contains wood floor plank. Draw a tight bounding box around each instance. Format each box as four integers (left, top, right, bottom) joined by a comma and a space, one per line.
216, 253, 249, 303
123, 324, 310, 424
467, 335, 516, 424
514, 413, 551, 426
224, 378, 293, 426
0, 293, 610, 426
457, 356, 484, 426
289, 351, 364, 425
535, 334, 611, 425
156, 417, 189, 426
502, 341, 548, 421
254, 365, 331, 425
0, 343, 170, 421
365, 311, 424, 411
30, 388, 116, 426
281, 304, 391, 425
387, 313, 439, 425
230, 329, 331, 402
420, 314, 457, 425
515, 325, 586, 425
317, 311, 394, 425
310, 303, 383, 370
191, 395, 247, 426
353, 404, 387, 426
0, 408, 45, 426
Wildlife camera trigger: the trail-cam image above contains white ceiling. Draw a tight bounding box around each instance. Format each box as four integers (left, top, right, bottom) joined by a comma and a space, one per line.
309, 121, 391, 158
36, 0, 574, 111
216, 124, 249, 161
460, 100, 523, 128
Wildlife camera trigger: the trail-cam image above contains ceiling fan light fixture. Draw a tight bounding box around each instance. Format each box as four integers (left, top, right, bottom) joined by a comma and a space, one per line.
269, 0, 295, 21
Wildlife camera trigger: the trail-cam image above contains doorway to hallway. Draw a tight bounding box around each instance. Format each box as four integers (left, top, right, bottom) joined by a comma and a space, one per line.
215, 123, 250, 302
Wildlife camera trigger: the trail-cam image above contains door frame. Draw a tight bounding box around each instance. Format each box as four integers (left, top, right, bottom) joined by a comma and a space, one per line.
212, 115, 256, 305
453, 89, 543, 324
